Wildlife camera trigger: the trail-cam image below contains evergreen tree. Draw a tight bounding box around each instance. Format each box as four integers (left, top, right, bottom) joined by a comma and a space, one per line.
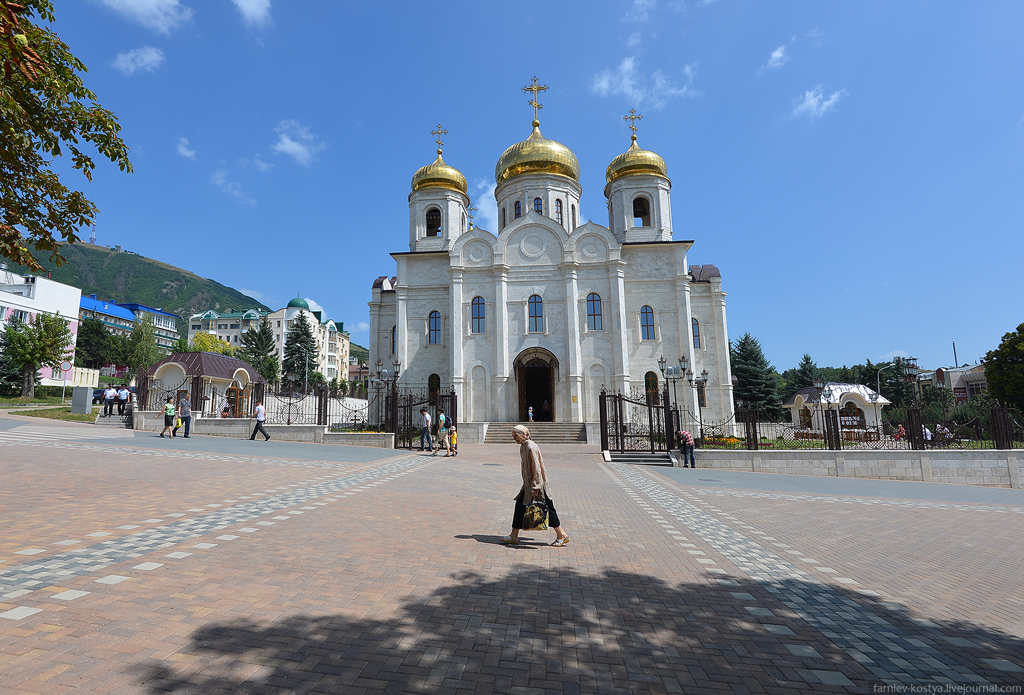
282, 311, 318, 386
74, 317, 110, 368
793, 353, 819, 390
730, 333, 780, 418
2, 311, 73, 397
239, 315, 278, 383
984, 322, 1024, 410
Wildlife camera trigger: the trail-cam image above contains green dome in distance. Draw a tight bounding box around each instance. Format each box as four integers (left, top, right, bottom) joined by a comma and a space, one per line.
287, 296, 309, 309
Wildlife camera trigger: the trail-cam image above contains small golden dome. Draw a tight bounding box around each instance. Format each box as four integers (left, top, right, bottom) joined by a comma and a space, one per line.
411, 151, 468, 194
606, 137, 669, 185
495, 121, 580, 186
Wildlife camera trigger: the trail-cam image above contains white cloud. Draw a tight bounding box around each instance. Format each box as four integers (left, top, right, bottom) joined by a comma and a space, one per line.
176, 136, 195, 159
592, 57, 701, 109
758, 45, 789, 74
473, 180, 498, 232
112, 46, 165, 76
98, 0, 193, 34
791, 86, 848, 118
230, 0, 271, 27
211, 170, 254, 205
627, 31, 643, 49
238, 288, 277, 307
625, 0, 656, 22
272, 120, 325, 166
354, 322, 370, 333
241, 154, 274, 172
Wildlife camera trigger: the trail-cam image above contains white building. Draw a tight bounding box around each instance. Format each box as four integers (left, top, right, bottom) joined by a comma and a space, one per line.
369, 103, 735, 428
187, 298, 350, 382
0, 265, 81, 386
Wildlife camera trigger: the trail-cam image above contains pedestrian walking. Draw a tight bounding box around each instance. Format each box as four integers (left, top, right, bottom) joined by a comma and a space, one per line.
419, 408, 432, 451
172, 392, 192, 438
677, 429, 696, 468
449, 425, 458, 456
155, 396, 175, 438
501, 425, 570, 547
434, 408, 451, 456
528, 405, 534, 423
116, 385, 130, 416
249, 400, 270, 441
102, 384, 118, 417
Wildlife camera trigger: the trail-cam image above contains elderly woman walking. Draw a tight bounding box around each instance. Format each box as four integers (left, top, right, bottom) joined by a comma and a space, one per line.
501, 425, 570, 547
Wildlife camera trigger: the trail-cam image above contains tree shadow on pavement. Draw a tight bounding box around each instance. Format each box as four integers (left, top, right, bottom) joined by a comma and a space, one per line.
135, 567, 1024, 694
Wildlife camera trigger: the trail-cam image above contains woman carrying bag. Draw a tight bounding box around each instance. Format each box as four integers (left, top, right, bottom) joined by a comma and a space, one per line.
501, 425, 570, 547
155, 396, 175, 438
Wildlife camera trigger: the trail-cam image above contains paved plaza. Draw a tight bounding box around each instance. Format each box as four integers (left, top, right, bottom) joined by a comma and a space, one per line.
1, 414, 1022, 694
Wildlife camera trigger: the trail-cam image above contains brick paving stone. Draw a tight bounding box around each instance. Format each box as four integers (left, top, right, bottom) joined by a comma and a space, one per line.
2, 423, 1024, 693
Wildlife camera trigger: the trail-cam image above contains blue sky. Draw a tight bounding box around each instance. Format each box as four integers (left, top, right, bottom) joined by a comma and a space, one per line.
50, 1, 1024, 372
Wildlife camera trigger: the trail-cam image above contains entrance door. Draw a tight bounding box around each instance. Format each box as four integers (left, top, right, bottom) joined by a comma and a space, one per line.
519, 359, 552, 422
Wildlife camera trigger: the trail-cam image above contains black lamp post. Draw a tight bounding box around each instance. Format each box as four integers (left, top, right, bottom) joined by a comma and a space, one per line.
813, 378, 825, 436
688, 367, 709, 445
903, 357, 920, 404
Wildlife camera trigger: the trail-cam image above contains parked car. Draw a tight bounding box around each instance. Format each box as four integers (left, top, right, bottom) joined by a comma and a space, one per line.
92, 389, 104, 405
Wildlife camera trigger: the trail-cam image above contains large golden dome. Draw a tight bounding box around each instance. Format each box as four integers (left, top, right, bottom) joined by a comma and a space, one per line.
495, 121, 580, 186
606, 137, 669, 185
411, 151, 468, 194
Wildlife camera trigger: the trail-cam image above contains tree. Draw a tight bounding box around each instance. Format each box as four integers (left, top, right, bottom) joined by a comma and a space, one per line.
1, 1, 132, 271
123, 314, 161, 375
2, 310, 72, 397
984, 322, 1024, 411
170, 336, 191, 353
190, 332, 234, 355
74, 316, 110, 368
0, 317, 36, 395
239, 315, 277, 383
730, 333, 780, 419
282, 311, 318, 386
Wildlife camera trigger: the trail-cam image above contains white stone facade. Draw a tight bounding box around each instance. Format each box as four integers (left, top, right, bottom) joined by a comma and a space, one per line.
369, 125, 734, 426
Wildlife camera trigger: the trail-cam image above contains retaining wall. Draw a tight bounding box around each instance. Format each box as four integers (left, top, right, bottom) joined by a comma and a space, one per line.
691, 449, 1021, 489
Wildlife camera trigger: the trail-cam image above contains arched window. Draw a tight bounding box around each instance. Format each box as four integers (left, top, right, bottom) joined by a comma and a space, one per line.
471, 296, 485, 334
640, 306, 655, 341
644, 371, 659, 400
555, 199, 563, 226
428, 373, 440, 396
500, 207, 506, 229
528, 295, 544, 333
533, 197, 543, 214
692, 318, 701, 349
514, 201, 522, 219
391, 325, 396, 355
586, 293, 602, 331
840, 401, 866, 428
425, 208, 441, 237
632, 196, 651, 226
571, 204, 577, 230
429, 311, 441, 344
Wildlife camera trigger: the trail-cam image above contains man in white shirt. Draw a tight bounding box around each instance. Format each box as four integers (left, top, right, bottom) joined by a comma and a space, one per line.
419, 408, 431, 451
102, 385, 118, 417
117, 386, 130, 416
249, 400, 270, 441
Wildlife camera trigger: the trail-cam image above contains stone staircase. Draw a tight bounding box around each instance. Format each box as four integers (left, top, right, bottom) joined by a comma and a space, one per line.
94, 405, 134, 429
607, 451, 674, 466
483, 422, 586, 444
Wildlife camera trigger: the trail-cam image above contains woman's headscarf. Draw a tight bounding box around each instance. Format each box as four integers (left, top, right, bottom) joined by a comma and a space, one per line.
512, 425, 530, 439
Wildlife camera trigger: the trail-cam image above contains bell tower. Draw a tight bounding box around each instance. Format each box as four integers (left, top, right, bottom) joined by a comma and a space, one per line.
409, 124, 469, 252
604, 110, 673, 244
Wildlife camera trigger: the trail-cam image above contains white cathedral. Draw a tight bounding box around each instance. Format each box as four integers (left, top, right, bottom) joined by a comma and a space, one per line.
369, 86, 734, 440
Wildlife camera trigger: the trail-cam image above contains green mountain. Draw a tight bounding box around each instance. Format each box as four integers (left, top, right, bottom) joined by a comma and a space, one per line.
350, 342, 368, 363
7, 243, 270, 322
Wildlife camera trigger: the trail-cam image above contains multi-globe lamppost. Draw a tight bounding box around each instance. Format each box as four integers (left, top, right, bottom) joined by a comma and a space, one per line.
371, 358, 401, 429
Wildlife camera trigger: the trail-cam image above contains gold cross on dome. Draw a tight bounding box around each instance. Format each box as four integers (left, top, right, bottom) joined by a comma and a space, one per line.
623, 109, 642, 140
523, 76, 548, 123
431, 124, 448, 154
467, 204, 477, 229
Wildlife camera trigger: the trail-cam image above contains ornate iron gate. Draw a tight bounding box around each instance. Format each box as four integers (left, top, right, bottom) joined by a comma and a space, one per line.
599, 387, 673, 453
385, 387, 458, 449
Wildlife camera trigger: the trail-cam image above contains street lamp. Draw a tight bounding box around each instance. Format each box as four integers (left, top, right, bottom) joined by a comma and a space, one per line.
869, 392, 880, 440
688, 367, 709, 445
813, 378, 825, 436
658, 355, 687, 423
903, 357, 920, 403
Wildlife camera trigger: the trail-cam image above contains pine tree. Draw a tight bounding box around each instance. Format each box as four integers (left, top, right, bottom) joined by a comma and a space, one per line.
730, 333, 781, 418
239, 315, 277, 383
74, 317, 111, 368
793, 353, 819, 390
282, 311, 318, 386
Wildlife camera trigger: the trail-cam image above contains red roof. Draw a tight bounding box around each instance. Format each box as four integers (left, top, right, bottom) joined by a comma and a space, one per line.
145, 352, 267, 384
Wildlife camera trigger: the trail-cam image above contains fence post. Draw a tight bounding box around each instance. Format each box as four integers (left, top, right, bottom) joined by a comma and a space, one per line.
908, 408, 925, 450
991, 408, 1012, 450
599, 389, 609, 452
663, 388, 675, 452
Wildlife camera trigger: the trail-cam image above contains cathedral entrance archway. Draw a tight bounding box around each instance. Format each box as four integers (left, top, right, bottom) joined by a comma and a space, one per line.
514, 348, 559, 422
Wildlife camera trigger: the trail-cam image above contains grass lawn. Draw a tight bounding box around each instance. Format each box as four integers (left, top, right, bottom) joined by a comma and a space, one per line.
0, 396, 72, 407
16, 407, 99, 423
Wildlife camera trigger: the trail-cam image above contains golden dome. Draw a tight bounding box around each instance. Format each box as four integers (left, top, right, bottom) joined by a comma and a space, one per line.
605, 137, 669, 185
495, 121, 580, 186
411, 151, 468, 194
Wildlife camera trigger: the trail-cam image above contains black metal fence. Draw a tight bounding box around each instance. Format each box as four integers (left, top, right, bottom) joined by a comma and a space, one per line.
384, 387, 458, 449
700, 407, 1023, 451
599, 388, 675, 453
